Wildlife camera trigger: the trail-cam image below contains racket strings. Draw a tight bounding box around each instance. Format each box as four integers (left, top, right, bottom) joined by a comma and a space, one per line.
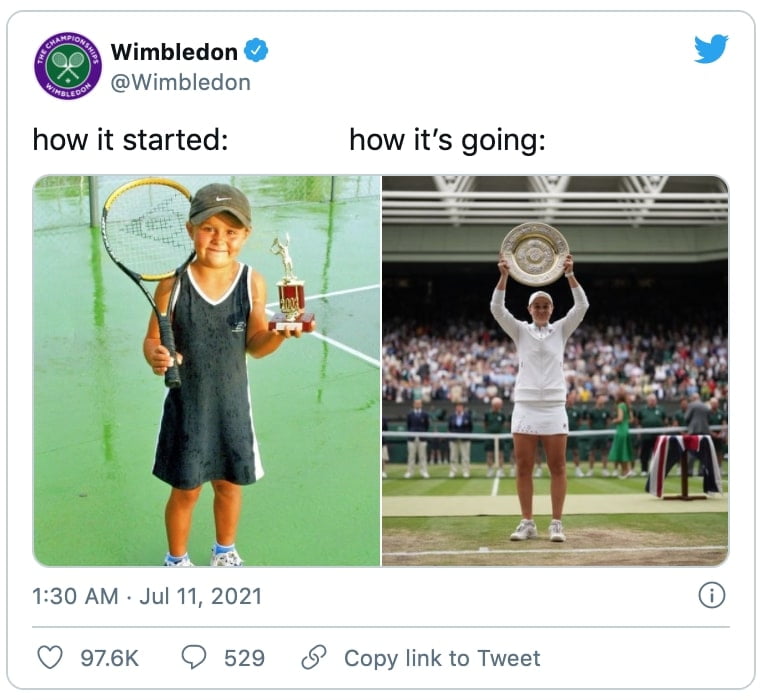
51, 51, 86, 79
104, 187, 194, 277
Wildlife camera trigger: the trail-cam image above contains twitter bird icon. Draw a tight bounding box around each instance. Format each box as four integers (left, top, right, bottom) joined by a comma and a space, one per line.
694, 34, 728, 63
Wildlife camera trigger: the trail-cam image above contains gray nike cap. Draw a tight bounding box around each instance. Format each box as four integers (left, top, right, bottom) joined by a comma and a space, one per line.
189, 183, 252, 228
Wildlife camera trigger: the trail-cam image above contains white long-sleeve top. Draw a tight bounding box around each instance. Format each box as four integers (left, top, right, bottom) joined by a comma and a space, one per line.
490, 285, 589, 402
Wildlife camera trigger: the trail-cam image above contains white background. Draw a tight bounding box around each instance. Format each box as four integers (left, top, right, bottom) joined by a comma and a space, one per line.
2, 2, 756, 699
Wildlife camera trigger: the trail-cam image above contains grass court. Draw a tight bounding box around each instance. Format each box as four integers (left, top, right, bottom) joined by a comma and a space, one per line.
382, 461, 728, 566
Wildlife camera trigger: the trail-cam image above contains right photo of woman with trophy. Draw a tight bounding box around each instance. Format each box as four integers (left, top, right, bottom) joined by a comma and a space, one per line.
490, 223, 589, 544
381, 175, 728, 566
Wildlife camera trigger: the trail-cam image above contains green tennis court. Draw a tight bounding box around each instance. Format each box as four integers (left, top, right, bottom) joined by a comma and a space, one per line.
382, 463, 728, 566
34, 175, 380, 566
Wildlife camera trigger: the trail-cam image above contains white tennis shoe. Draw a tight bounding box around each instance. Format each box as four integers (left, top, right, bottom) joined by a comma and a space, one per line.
210, 549, 244, 567
163, 555, 194, 567
510, 519, 538, 541
549, 520, 566, 542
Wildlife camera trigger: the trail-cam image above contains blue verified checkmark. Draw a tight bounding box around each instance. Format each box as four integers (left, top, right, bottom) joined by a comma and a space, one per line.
245, 38, 269, 62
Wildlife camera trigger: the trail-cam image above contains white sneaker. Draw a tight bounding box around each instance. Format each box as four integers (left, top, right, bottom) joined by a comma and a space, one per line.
549, 520, 566, 542
210, 549, 243, 567
534, 467, 543, 478
601, 468, 610, 477
496, 468, 505, 478
164, 555, 194, 567
575, 467, 585, 478
510, 519, 538, 541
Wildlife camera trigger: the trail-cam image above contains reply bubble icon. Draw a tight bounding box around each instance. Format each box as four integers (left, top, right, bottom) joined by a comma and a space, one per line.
181, 644, 207, 669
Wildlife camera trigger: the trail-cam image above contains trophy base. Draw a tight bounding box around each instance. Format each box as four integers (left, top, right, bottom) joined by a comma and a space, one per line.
268, 312, 315, 333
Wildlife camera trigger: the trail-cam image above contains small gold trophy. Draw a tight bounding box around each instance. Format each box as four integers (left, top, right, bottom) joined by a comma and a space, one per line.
268, 234, 315, 332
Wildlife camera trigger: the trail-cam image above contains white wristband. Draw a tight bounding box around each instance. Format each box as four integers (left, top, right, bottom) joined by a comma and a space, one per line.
565, 272, 575, 278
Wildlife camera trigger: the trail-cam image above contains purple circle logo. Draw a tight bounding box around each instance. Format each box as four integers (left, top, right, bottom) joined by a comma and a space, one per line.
34, 32, 102, 99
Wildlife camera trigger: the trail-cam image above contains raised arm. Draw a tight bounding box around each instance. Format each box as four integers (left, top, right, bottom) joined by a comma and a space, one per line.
490, 257, 521, 340
560, 254, 589, 339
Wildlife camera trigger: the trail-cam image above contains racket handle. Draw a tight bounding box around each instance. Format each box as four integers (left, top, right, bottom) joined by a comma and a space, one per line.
157, 316, 182, 389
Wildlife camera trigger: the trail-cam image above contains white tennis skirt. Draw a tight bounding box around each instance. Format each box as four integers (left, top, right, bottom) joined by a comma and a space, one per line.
511, 401, 568, 435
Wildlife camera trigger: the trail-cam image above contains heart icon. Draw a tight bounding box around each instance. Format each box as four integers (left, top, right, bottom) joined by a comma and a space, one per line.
37, 645, 63, 669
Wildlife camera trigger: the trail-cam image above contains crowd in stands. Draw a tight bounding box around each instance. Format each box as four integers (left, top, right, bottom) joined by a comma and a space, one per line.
382, 315, 728, 409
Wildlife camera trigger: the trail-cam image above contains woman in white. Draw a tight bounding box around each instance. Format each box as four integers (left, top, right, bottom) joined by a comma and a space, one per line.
490, 254, 589, 542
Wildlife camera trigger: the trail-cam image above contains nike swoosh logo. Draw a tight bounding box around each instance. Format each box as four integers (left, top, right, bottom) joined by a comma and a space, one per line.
215, 196, 232, 201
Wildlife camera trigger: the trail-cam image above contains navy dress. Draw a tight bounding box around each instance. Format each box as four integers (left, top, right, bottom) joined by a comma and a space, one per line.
152, 264, 263, 489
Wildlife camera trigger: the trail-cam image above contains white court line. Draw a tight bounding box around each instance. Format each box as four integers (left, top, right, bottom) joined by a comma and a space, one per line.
305, 284, 380, 301
490, 476, 500, 497
385, 545, 727, 558
265, 284, 380, 368
309, 331, 380, 367
265, 284, 379, 308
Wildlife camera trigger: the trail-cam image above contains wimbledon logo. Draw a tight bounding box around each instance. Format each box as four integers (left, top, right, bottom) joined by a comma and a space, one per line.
34, 32, 102, 100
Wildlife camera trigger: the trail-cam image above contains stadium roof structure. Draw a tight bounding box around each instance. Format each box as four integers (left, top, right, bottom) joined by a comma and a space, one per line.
382, 176, 728, 263
382, 176, 727, 227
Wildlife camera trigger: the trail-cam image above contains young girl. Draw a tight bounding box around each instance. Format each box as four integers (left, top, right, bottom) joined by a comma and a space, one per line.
143, 183, 303, 567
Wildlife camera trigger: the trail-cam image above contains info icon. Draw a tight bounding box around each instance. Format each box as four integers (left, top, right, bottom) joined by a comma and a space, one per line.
34, 32, 103, 100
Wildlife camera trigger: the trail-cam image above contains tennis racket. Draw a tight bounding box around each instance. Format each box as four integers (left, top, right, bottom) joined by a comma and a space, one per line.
51, 51, 85, 80
101, 177, 195, 388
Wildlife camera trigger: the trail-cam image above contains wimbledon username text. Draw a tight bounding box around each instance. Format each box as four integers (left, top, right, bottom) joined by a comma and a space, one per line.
111, 72, 251, 93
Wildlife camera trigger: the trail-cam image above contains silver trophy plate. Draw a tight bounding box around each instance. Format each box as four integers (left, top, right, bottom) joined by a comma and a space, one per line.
500, 222, 569, 286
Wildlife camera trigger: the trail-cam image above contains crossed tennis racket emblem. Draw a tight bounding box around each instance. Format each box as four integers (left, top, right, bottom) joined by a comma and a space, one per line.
50, 49, 85, 81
